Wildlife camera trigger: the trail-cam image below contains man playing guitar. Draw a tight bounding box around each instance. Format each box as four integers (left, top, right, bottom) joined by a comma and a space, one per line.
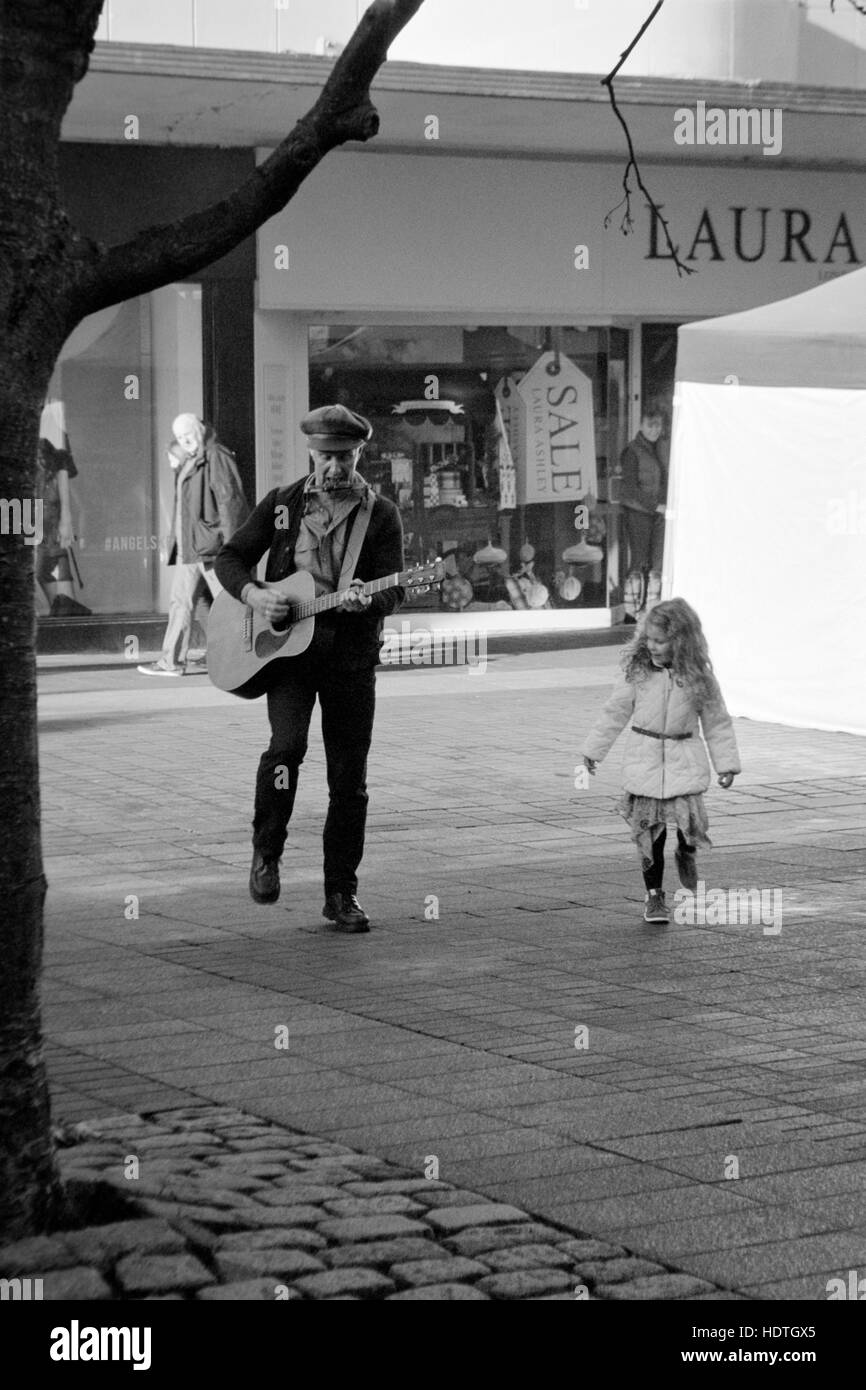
214, 405, 404, 932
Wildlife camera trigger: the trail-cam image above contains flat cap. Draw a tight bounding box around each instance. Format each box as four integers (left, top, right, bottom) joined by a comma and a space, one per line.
301, 404, 372, 450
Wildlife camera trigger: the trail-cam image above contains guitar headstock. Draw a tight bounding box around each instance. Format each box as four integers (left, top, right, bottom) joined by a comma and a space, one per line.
404, 558, 446, 588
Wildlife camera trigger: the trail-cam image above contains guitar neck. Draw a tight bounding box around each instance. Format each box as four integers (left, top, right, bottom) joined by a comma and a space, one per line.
288, 572, 403, 623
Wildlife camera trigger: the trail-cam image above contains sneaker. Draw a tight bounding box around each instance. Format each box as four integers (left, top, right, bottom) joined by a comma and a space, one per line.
644, 890, 670, 924
185, 656, 208, 674
137, 661, 182, 677
675, 846, 699, 892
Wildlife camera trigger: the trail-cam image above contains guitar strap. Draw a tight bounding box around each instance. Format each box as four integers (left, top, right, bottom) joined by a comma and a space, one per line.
337, 488, 375, 591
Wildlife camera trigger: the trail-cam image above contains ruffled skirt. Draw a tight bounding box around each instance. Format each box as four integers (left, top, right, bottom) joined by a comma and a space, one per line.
617, 792, 711, 863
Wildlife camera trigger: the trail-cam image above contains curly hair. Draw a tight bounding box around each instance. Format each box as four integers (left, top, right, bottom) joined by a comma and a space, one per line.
621, 598, 717, 705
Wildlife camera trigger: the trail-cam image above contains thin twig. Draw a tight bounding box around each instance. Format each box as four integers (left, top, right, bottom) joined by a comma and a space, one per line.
601, 0, 695, 278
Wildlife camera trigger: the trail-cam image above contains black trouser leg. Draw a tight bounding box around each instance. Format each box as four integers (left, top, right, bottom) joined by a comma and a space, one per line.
642, 826, 667, 892
624, 510, 653, 574
252, 661, 317, 861
318, 663, 376, 898
676, 829, 695, 854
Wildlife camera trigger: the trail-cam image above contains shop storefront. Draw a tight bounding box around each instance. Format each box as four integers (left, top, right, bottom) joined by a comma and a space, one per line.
307, 322, 630, 617
50, 43, 866, 646
40, 286, 202, 621
37, 143, 256, 648
255, 150, 866, 628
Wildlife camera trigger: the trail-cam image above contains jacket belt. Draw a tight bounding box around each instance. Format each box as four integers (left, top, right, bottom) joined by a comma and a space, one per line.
632, 725, 693, 740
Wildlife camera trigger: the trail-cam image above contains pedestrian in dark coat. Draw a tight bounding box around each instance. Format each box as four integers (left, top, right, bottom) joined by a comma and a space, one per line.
619, 405, 667, 617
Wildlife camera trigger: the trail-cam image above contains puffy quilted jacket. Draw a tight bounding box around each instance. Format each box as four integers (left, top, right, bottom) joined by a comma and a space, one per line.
582, 665, 741, 799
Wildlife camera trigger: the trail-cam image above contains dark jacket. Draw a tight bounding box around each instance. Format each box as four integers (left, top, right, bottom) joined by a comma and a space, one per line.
169, 433, 249, 565
215, 478, 405, 670
619, 432, 667, 514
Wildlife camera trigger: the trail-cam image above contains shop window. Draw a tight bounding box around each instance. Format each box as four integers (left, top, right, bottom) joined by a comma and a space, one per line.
39, 285, 203, 619
309, 323, 631, 613
38, 299, 155, 618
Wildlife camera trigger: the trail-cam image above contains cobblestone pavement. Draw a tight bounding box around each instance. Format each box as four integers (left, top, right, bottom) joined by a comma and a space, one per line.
28, 647, 866, 1299
0, 1108, 728, 1300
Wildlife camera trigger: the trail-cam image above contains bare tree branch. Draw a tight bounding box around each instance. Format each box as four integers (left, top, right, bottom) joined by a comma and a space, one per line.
601, 0, 694, 278
65, 0, 425, 321
830, 0, 866, 17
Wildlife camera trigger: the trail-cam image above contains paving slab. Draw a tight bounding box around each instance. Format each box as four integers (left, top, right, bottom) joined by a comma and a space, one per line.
26, 652, 866, 1298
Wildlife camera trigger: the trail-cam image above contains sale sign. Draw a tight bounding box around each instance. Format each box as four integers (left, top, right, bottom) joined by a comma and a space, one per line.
515, 352, 597, 505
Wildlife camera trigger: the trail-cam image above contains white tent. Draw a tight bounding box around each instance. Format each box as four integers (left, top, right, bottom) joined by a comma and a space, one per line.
664, 269, 866, 736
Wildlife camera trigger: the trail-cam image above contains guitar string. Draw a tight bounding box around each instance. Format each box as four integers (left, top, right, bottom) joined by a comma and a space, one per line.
288, 572, 395, 622
281, 569, 435, 624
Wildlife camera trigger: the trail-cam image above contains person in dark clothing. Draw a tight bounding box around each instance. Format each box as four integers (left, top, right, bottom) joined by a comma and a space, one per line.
619, 406, 668, 618
214, 404, 405, 933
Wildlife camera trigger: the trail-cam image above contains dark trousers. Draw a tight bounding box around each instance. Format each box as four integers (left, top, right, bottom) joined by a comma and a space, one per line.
252, 627, 376, 897
624, 509, 665, 574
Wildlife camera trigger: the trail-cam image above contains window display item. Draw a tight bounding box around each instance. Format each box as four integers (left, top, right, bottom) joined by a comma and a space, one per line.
437, 469, 467, 507
36, 402, 93, 617
392, 400, 465, 419
473, 542, 507, 565
556, 572, 582, 602
563, 539, 604, 564
509, 542, 550, 609
441, 574, 473, 611
493, 392, 518, 511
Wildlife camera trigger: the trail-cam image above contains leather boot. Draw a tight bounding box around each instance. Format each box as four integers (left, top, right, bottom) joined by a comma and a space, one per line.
323, 891, 370, 933
249, 849, 280, 904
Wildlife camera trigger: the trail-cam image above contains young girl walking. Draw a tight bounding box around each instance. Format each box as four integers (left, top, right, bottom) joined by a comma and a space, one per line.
581, 598, 741, 923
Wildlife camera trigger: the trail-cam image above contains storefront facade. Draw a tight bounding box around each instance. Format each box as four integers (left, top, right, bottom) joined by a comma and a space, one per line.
38, 143, 256, 646
254, 149, 866, 627
50, 43, 866, 644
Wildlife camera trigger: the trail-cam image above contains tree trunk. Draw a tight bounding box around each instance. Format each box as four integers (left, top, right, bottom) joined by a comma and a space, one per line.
0, 1, 97, 1241
0, 0, 425, 1242
0, 374, 65, 1239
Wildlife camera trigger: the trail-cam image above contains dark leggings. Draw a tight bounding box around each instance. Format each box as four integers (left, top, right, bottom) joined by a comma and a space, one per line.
642, 827, 694, 892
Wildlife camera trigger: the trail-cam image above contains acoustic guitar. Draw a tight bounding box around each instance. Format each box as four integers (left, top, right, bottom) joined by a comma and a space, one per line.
208, 560, 445, 697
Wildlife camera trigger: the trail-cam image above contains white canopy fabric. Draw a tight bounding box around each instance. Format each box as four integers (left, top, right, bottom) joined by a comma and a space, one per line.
664, 268, 866, 736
